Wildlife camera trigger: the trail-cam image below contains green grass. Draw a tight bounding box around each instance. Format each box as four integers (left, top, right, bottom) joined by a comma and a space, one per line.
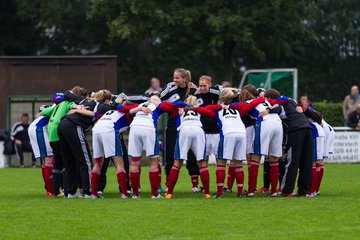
0, 164, 359, 240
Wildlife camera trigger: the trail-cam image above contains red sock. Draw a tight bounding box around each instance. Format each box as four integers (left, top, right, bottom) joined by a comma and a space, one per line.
309, 166, 317, 194
91, 169, 101, 196
149, 167, 159, 196
270, 162, 279, 195
130, 168, 140, 196
157, 163, 162, 187
116, 169, 128, 196
226, 164, 236, 189
138, 165, 142, 188
200, 166, 210, 195
316, 163, 324, 193
191, 175, 199, 188
247, 161, 252, 193
216, 165, 226, 195
249, 160, 259, 194
167, 166, 180, 195
235, 166, 244, 195
44, 163, 53, 194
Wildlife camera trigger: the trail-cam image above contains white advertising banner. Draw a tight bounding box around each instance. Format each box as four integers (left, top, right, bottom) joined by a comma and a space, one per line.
328, 130, 360, 163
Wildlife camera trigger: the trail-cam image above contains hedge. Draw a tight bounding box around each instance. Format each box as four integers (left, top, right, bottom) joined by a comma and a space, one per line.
312, 101, 343, 127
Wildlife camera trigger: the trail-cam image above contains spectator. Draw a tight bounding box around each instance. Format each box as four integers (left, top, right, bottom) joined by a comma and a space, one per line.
348, 103, 360, 130
343, 85, 360, 126
145, 77, 162, 97
11, 113, 35, 167
221, 81, 232, 88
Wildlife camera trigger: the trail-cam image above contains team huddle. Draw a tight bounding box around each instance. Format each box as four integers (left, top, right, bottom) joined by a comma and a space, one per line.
28, 68, 335, 199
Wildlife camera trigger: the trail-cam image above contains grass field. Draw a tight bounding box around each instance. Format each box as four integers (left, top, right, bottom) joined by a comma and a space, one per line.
0, 164, 359, 240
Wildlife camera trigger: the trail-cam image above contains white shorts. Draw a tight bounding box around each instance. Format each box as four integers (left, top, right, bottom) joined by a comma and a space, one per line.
92, 131, 123, 158
175, 126, 206, 161
205, 133, 220, 157
246, 126, 255, 154
323, 125, 335, 158
253, 120, 283, 157
218, 132, 246, 161
312, 136, 325, 161
28, 124, 53, 159
128, 126, 159, 157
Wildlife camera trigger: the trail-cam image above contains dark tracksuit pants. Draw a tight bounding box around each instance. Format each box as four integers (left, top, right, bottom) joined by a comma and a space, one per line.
164, 126, 200, 177
50, 141, 66, 196
98, 134, 130, 192
15, 142, 35, 165
58, 119, 93, 195
281, 128, 313, 195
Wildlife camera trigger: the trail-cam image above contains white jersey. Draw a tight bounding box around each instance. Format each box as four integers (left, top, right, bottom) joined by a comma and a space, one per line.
217, 108, 246, 135
92, 109, 128, 134
247, 99, 281, 122
178, 109, 202, 131
130, 102, 157, 128
310, 121, 325, 138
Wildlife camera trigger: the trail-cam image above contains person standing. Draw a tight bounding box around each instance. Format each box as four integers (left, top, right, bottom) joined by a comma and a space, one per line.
343, 85, 360, 126
160, 68, 200, 191
348, 103, 360, 130
12, 113, 35, 167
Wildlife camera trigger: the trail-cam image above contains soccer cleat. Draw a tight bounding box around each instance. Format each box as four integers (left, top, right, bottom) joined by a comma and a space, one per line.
84, 194, 92, 199
246, 192, 254, 197
269, 192, 279, 197
280, 193, 292, 198
165, 194, 173, 199
132, 195, 141, 199
89, 194, 101, 199
203, 194, 211, 199
20, 164, 25, 168
46, 192, 53, 198
151, 194, 164, 199
120, 194, 131, 199
192, 187, 200, 193
276, 188, 282, 194
258, 187, 269, 193
236, 194, 243, 198
306, 193, 315, 197
54, 193, 64, 198
199, 186, 204, 192
223, 187, 232, 193
212, 194, 223, 199
67, 193, 82, 199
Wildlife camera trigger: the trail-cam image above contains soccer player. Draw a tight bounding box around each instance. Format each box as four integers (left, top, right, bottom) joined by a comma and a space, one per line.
57, 90, 113, 198
127, 95, 170, 199
160, 68, 200, 192
195, 75, 222, 190
41, 88, 87, 197
28, 105, 54, 197
89, 98, 138, 198
238, 89, 288, 197
319, 119, 334, 195
164, 96, 210, 198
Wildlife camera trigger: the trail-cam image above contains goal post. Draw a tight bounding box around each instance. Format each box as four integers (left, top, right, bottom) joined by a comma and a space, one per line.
239, 68, 298, 100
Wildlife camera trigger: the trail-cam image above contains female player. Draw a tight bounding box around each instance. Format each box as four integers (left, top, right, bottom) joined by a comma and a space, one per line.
191, 88, 265, 198
299, 102, 324, 196
238, 89, 289, 197
318, 119, 334, 195
165, 96, 211, 199
58, 90, 113, 198
89, 98, 138, 198
127, 95, 174, 199
28, 105, 54, 197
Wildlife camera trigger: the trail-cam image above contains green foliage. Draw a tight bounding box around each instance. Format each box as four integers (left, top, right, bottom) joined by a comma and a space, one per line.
1, 165, 360, 239
312, 101, 343, 126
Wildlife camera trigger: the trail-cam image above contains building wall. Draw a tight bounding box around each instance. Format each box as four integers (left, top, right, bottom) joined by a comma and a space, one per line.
0, 56, 117, 129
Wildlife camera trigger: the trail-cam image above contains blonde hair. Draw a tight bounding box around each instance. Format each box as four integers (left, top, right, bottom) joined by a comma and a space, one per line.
175, 68, 192, 97
95, 90, 112, 102
185, 95, 198, 107
220, 88, 238, 105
